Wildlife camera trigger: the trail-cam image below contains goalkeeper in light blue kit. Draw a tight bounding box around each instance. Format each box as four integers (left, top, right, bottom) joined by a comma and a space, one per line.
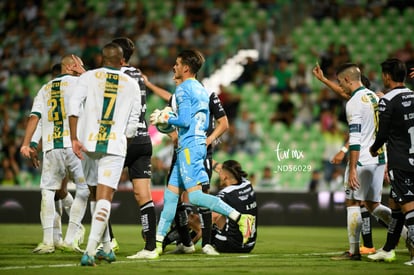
150, 49, 255, 255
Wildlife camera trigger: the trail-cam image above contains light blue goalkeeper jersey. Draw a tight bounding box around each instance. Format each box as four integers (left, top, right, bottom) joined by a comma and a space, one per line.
168, 78, 210, 151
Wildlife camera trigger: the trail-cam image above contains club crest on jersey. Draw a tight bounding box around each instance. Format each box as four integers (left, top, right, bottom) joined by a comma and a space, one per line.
361, 95, 369, 103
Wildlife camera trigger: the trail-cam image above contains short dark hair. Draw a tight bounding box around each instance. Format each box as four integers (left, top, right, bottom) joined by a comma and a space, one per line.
112, 37, 135, 62
381, 58, 406, 83
177, 49, 205, 75
51, 63, 61, 77
361, 75, 371, 89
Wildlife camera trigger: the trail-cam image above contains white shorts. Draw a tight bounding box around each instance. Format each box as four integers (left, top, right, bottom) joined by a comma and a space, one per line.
344, 163, 385, 202
82, 152, 125, 189
40, 148, 85, 190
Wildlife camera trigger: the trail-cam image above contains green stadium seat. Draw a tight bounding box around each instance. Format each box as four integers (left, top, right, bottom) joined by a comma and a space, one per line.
213, 150, 230, 164
403, 7, 414, 23
7, 75, 23, 95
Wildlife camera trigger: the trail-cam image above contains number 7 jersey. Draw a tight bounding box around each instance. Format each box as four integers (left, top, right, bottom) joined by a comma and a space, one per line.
31, 74, 79, 152
68, 67, 141, 157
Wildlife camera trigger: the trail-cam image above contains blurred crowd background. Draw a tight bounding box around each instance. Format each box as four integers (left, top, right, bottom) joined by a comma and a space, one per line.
1, 0, 414, 192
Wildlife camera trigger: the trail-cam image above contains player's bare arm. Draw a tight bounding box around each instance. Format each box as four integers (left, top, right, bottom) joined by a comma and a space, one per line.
68, 115, 86, 160
20, 115, 40, 159
206, 116, 228, 147
331, 140, 349, 164
312, 63, 349, 100
142, 74, 172, 101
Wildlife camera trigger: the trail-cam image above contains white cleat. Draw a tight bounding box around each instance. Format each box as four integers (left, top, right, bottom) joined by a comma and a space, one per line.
404, 258, 414, 266
202, 244, 220, 255
60, 241, 84, 253
169, 243, 196, 254
33, 243, 55, 254
367, 249, 396, 262
127, 249, 159, 259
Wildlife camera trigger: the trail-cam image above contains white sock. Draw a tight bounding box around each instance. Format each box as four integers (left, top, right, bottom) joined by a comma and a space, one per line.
53, 200, 62, 244
61, 192, 74, 217
102, 227, 111, 253
401, 226, 408, 241
64, 184, 89, 244
347, 206, 362, 254
372, 204, 392, 226
41, 189, 56, 245
86, 199, 111, 256
229, 210, 241, 222
90, 201, 96, 216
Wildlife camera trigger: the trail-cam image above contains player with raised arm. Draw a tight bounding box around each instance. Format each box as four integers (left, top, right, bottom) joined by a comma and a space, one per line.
68, 43, 141, 266
326, 63, 391, 261
312, 63, 403, 255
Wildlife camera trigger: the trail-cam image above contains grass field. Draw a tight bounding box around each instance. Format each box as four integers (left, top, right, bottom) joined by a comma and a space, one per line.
0, 224, 412, 274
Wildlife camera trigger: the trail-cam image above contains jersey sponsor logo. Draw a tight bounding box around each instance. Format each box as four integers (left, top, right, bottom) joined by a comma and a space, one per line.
402, 101, 412, 107
409, 158, 414, 166
402, 94, 414, 100
94, 71, 129, 82
246, 201, 257, 210
45, 80, 68, 91
88, 126, 117, 141
404, 112, 414, 120
349, 124, 361, 133
48, 129, 69, 142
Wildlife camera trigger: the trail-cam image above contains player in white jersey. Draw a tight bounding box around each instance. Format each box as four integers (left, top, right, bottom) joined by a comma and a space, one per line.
20, 55, 89, 254
68, 43, 141, 266
313, 64, 409, 255
328, 63, 392, 261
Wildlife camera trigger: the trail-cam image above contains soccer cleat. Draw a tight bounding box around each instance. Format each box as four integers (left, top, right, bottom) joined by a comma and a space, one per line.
169, 243, 196, 254
331, 251, 361, 261
202, 244, 220, 255
111, 238, 119, 252
404, 258, 414, 266
155, 241, 163, 255
367, 249, 396, 262
80, 252, 96, 266
60, 241, 84, 253
360, 246, 376, 255
54, 238, 65, 250
33, 243, 55, 254
96, 249, 116, 263
238, 214, 255, 244
126, 249, 159, 259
